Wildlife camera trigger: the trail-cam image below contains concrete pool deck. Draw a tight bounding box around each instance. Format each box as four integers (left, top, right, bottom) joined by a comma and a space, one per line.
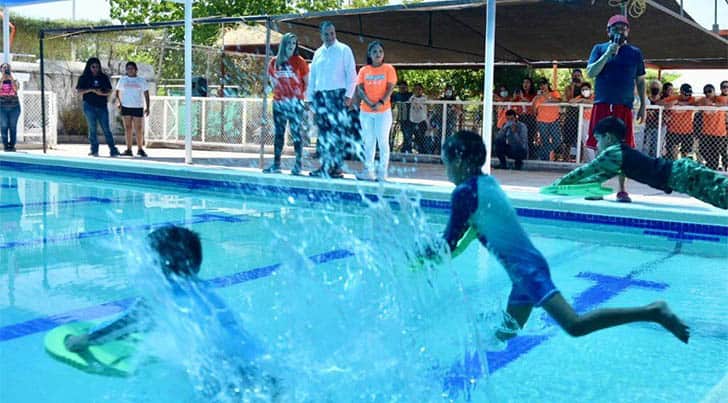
3, 144, 727, 224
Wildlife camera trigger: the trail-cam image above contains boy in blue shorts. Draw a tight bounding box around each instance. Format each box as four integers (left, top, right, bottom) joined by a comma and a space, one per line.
435, 131, 690, 344
65, 226, 279, 399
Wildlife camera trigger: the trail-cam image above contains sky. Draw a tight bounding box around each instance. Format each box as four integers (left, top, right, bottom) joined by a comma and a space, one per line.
7, 0, 727, 88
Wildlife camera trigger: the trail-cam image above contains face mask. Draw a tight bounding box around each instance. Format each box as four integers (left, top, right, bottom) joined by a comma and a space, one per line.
445, 90, 452, 97
499, 91, 508, 98
581, 89, 592, 98
650, 88, 660, 96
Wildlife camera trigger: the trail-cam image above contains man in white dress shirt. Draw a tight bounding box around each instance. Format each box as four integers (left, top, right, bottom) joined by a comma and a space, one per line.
307, 21, 357, 178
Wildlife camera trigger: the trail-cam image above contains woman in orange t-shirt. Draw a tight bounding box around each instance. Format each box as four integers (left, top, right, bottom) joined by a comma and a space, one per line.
696, 84, 727, 170
356, 41, 397, 181
263, 33, 309, 175
533, 78, 562, 161
661, 84, 695, 160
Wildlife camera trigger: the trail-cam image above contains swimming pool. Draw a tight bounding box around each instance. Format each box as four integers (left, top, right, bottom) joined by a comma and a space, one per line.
0, 156, 726, 402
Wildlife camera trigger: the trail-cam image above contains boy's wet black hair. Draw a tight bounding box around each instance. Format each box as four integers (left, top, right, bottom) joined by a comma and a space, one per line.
442, 130, 486, 167
593, 116, 627, 142
147, 226, 202, 277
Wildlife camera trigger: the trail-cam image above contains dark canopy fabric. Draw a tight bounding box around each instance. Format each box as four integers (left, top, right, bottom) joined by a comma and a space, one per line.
273, 0, 728, 69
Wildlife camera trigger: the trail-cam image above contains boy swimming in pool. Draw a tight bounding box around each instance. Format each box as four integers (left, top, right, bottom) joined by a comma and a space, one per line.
552, 116, 727, 209
65, 226, 279, 400
434, 130, 690, 344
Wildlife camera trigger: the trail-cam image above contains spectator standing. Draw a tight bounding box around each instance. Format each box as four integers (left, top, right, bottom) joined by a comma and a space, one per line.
494, 85, 510, 130
695, 84, 727, 170
355, 41, 397, 181
662, 84, 696, 160
263, 33, 309, 175
307, 21, 357, 178
495, 109, 528, 170
76, 57, 120, 157
561, 69, 584, 161
440, 85, 462, 138
391, 81, 414, 153
408, 83, 429, 153
533, 78, 562, 161
115, 61, 150, 158
514, 77, 537, 158
0, 63, 20, 152
568, 82, 595, 161
721, 80, 728, 140
585, 14, 646, 202
643, 79, 663, 157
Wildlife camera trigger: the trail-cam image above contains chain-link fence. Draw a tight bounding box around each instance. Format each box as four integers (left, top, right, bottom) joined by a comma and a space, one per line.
144, 96, 728, 171
16, 91, 58, 147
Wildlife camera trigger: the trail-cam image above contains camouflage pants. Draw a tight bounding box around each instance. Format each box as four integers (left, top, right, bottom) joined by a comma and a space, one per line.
668, 158, 728, 209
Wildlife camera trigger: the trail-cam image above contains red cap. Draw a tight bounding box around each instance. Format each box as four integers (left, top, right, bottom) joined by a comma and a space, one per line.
607, 14, 629, 28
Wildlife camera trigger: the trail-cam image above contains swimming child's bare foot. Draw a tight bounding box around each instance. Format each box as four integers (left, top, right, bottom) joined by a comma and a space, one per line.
650, 301, 690, 343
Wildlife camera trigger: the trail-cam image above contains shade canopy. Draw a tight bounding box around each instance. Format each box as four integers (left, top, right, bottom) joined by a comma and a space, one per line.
273, 0, 728, 69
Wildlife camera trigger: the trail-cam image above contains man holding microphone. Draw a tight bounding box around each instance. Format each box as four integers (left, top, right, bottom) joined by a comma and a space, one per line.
585, 14, 646, 202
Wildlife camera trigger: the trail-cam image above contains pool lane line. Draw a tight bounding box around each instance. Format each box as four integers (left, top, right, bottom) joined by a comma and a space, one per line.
0, 196, 114, 210
0, 249, 355, 342
0, 212, 249, 250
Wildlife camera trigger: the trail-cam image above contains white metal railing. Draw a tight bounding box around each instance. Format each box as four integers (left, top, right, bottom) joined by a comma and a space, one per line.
15, 90, 58, 147
144, 96, 728, 170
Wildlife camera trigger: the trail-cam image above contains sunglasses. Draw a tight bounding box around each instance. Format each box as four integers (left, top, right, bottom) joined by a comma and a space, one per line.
722, 85, 728, 89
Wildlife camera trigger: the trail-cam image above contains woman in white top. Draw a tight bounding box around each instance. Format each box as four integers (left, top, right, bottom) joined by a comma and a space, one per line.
115, 61, 150, 157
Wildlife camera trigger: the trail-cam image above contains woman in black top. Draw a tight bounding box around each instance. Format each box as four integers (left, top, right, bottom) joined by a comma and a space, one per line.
76, 57, 119, 157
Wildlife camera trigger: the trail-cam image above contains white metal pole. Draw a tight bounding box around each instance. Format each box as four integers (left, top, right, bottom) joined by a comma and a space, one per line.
481, 0, 496, 174
183, 0, 193, 164
3, 7, 10, 63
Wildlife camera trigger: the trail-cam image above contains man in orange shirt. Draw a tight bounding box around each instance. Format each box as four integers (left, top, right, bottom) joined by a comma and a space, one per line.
533, 78, 562, 161
662, 84, 696, 161
696, 84, 727, 170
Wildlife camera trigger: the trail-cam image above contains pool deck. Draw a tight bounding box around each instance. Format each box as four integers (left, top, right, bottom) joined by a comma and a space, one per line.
3, 144, 728, 224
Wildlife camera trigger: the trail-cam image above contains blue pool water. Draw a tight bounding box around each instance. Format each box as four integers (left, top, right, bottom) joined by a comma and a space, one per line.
0, 168, 726, 402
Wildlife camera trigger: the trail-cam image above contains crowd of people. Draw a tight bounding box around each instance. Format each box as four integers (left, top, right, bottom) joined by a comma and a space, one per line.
6, 17, 722, 202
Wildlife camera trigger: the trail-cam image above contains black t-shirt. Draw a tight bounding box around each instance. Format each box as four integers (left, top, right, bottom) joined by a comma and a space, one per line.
391, 91, 412, 122
76, 74, 112, 107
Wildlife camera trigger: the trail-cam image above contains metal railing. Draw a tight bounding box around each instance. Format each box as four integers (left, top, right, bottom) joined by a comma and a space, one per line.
15, 91, 58, 147
144, 96, 728, 170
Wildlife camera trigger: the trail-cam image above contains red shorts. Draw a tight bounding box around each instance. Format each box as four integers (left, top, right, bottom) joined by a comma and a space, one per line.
586, 103, 635, 149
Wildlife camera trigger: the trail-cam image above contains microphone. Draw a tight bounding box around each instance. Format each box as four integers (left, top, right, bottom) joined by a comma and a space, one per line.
611, 33, 622, 57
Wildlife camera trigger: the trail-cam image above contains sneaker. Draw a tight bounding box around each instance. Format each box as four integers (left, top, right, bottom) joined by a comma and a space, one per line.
121, 149, 133, 157
328, 169, 344, 179
616, 191, 632, 203
290, 162, 302, 176
262, 164, 281, 174
88, 151, 99, 157
355, 173, 375, 181
137, 149, 148, 158
309, 168, 328, 178
109, 149, 121, 157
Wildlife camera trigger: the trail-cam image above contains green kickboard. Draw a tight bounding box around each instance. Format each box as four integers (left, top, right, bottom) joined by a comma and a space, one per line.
411, 226, 478, 271
44, 321, 141, 377
540, 182, 614, 197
